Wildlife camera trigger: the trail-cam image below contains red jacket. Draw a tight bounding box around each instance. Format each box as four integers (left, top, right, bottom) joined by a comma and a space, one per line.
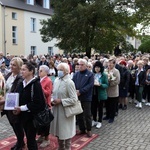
40, 76, 53, 108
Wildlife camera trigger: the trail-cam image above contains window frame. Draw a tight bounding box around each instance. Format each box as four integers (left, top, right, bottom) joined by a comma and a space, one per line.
12, 26, 17, 44
27, 0, 34, 5
30, 18, 36, 32
31, 46, 36, 55
12, 12, 17, 20
43, 0, 50, 9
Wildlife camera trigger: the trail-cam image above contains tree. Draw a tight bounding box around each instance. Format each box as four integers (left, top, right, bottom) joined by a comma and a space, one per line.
40, 0, 149, 58
138, 40, 150, 53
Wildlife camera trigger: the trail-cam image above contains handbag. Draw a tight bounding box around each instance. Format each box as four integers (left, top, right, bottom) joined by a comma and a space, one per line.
33, 105, 54, 128
31, 84, 54, 128
64, 100, 83, 118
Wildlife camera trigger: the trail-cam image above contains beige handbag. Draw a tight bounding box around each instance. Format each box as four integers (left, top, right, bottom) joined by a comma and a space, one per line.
64, 100, 83, 118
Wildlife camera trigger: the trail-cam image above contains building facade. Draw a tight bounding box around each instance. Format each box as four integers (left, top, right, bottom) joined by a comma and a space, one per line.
0, 0, 60, 57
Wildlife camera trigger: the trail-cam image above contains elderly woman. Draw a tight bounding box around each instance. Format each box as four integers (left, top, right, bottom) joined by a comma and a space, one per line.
37, 65, 53, 148
104, 57, 120, 123
135, 60, 146, 108
2, 57, 25, 150
50, 63, 78, 150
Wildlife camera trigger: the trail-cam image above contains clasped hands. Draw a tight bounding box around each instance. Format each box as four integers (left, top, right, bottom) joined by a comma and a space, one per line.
13, 107, 21, 115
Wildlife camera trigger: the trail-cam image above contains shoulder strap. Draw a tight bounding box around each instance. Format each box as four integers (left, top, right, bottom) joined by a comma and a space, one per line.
31, 84, 34, 101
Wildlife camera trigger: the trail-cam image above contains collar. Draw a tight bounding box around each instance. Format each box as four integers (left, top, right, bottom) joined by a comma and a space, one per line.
40, 76, 47, 82
136, 68, 144, 71
23, 77, 36, 88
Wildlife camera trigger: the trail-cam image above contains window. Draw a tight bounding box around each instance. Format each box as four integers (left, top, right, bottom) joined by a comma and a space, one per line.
27, 0, 34, 5
31, 46, 36, 55
48, 47, 53, 55
12, 12, 17, 20
43, 0, 50, 9
31, 18, 36, 32
12, 26, 17, 44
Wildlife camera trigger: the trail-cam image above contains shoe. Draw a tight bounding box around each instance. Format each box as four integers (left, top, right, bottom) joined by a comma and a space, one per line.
145, 102, 149, 106
142, 99, 146, 103
139, 102, 142, 109
103, 116, 109, 120
96, 122, 102, 129
119, 104, 123, 109
11, 143, 25, 150
134, 100, 138, 104
92, 120, 98, 127
76, 130, 86, 135
122, 105, 127, 110
135, 102, 139, 108
108, 119, 114, 123
39, 140, 50, 148
36, 136, 44, 143
87, 131, 92, 137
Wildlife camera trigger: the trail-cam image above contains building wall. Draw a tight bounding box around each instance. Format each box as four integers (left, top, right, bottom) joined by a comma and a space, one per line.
126, 36, 141, 49
0, 5, 4, 53
5, 8, 25, 56
24, 11, 59, 57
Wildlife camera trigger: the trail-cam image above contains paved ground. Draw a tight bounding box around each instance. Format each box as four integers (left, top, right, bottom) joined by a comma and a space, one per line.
1, 101, 150, 150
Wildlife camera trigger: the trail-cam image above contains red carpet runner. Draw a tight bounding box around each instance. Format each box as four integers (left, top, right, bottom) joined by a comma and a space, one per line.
0, 134, 98, 150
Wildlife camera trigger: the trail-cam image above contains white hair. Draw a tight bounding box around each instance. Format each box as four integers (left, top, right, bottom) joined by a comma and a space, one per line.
87, 62, 93, 68
128, 60, 133, 64
78, 58, 87, 65
39, 65, 50, 74
57, 62, 70, 74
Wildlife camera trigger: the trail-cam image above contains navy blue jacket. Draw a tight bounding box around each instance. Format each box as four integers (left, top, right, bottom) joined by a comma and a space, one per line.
73, 69, 94, 101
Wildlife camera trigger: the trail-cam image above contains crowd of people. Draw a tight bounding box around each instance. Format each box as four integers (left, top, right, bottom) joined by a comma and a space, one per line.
0, 51, 150, 150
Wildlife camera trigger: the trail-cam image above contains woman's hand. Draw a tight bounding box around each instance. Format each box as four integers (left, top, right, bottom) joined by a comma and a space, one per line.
13, 107, 21, 115
51, 99, 61, 106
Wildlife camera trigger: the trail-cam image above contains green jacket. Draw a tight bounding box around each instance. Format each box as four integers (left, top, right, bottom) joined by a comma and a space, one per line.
98, 72, 108, 101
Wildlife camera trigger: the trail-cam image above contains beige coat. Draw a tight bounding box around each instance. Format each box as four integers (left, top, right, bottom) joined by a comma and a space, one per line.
50, 74, 78, 140
106, 68, 120, 97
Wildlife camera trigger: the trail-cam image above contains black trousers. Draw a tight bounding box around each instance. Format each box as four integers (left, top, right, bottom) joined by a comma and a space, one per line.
6, 112, 24, 148
77, 101, 92, 131
91, 95, 105, 122
37, 124, 50, 136
22, 118, 38, 150
105, 97, 119, 120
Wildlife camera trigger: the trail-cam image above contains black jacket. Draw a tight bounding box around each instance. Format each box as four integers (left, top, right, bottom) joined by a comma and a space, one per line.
119, 67, 130, 89
135, 69, 146, 86
18, 78, 45, 122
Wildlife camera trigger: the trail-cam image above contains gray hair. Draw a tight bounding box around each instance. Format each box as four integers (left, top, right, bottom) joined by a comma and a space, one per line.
57, 62, 70, 74
78, 58, 88, 65
39, 65, 50, 74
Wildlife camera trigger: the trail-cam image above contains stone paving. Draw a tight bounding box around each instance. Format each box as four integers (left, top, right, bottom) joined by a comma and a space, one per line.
0, 102, 150, 150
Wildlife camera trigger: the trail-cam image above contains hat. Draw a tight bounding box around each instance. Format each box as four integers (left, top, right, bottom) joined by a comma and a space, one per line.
119, 60, 127, 66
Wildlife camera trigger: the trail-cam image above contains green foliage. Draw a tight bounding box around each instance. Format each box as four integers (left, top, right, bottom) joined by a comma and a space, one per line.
141, 35, 150, 44
138, 40, 150, 53
40, 0, 149, 57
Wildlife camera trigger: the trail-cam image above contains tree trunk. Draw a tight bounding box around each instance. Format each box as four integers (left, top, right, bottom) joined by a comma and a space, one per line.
86, 47, 91, 58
